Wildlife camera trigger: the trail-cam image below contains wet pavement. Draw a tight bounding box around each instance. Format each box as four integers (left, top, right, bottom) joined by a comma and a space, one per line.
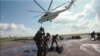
0, 44, 37, 56
0, 38, 100, 56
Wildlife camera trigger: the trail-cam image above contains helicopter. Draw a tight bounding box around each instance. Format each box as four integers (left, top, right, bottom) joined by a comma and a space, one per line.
29, 0, 76, 24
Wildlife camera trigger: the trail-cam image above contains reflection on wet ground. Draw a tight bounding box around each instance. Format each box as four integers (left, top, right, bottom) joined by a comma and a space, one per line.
0, 38, 100, 56
1, 44, 37, 56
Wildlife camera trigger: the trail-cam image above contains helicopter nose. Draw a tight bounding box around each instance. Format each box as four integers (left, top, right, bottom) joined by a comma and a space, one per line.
38, 20, 40, 23
38, 19, 42, 23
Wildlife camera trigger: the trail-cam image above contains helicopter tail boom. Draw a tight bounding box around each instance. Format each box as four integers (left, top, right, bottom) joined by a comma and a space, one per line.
65, 0, 76, 10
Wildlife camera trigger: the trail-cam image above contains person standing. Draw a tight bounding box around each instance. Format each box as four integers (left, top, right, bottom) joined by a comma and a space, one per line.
91, 31, 96, 40
42, 33, 50, 56
51, 34, 59, 48
33, 27, 45, 56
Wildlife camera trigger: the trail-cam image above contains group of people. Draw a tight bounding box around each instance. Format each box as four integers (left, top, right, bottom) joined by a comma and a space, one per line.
33, 27, 98, 56
33, 27, 59, 56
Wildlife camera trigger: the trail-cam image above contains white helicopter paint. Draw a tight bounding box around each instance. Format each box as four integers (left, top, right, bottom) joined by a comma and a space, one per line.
31, 0, 76, 24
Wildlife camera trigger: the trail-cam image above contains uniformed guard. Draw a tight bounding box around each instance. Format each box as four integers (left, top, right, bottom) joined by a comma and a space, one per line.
91, 31, 96, 40
51, 34, 59, 48
33, 27, 45, 56
42, 33, 50, 56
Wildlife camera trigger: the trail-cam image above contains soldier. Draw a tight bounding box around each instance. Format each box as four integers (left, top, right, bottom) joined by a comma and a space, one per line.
42, 33, 50, 56
33, 27, 45, 56
91, 31, 96, 40
51, 34, 59, 48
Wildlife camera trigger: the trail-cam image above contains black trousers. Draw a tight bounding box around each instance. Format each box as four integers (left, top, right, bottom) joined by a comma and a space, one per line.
91, 35, 95, 39
36, 42, 42, 56
51, 40, 58, 47
42, 46, 47, 56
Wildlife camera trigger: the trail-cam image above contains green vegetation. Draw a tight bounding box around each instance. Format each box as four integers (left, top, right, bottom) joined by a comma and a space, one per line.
0, 36, 33, 42
0, 37, 14, 42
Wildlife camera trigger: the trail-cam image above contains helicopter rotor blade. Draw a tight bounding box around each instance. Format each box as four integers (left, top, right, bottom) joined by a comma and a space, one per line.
73, 4, 76, 7
28, 11, 44, 13
47, 0, 53, 12
50, 2, 66, 12
33, 0, 46, 12
33, 14, 43, 18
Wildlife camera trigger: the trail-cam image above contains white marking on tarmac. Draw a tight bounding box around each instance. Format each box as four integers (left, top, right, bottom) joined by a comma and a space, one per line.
79, 38, 89, 41
58, 40, 82, 48
80, 44, 100, 53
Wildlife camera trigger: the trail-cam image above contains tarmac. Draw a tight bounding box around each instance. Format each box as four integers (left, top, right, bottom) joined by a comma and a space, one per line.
0, 36, 100, 56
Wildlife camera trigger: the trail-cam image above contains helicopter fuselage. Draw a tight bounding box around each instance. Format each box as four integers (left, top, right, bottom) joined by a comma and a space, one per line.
37, 0, 75, 23
38, 8, 66, 23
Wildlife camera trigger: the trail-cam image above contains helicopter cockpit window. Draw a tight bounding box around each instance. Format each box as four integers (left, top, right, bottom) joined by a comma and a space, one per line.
44, 14, 48, 16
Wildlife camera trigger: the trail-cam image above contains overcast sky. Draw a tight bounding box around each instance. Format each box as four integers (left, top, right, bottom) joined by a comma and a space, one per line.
0, 0, 100, 37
